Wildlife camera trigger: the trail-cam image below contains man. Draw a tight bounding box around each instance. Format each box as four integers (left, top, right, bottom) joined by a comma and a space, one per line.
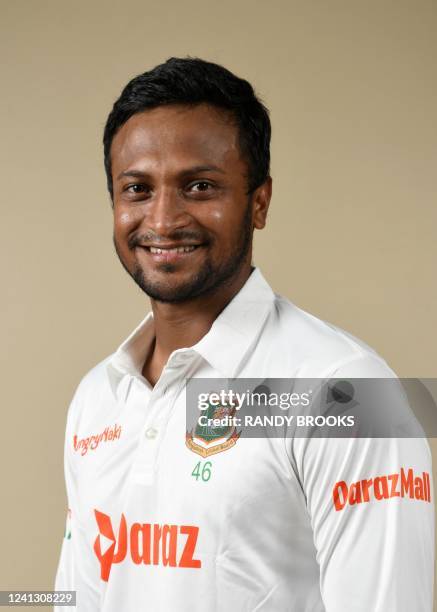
55, 57, 434, 611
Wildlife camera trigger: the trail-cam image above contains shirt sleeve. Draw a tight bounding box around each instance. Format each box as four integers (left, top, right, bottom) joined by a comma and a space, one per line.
54, 508, 75, 596
292, 354, 435, 611
54, 384, 105, 611
54, 395, 77, 610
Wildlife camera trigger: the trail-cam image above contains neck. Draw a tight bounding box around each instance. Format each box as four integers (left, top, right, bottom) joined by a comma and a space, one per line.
142, 262, 254, 384
152, 263, 253, 353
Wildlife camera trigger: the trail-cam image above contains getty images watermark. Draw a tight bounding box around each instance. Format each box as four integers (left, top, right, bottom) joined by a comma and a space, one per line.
196, 386, 354, 428
185, 378, 437, 443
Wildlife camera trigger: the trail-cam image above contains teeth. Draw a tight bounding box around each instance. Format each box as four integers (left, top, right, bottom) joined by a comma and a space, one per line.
149, 246, 198, 254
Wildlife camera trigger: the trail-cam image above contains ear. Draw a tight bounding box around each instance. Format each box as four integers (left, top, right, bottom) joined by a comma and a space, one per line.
252, 176, 272, 230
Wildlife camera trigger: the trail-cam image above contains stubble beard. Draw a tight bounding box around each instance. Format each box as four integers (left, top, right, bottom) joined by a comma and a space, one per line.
114, 197, 254, 304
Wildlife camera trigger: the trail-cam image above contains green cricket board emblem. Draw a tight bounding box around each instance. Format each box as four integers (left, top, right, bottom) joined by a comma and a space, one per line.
186, 399, 241, 458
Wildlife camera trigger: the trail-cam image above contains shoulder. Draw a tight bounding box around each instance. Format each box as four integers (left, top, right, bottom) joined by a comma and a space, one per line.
270, 293, 394, 377
66, 353, 117, 426
74, 354, 115, 397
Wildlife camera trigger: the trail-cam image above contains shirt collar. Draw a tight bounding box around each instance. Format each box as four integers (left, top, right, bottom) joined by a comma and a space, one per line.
106, 311, 155, 399
192, 267, 275, 377
106, 266, 276, 398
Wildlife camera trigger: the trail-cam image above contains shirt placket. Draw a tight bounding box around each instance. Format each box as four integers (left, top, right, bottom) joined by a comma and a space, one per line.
127, 352, 192, 486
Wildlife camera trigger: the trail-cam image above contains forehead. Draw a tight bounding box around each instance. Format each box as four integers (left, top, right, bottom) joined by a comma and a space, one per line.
110, 104, 242, 173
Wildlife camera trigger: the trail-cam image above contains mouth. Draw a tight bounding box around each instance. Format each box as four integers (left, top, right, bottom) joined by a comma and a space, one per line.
148, 245, 199, 254
138, 244, 203, 264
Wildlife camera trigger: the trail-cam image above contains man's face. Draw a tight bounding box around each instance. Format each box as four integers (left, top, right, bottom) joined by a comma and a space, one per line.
110, 103, 270, 303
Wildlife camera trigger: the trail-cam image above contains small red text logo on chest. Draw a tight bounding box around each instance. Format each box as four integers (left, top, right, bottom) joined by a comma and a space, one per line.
73, 423, 122, 456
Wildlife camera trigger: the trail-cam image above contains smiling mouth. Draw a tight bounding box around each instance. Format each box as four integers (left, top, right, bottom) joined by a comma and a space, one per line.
138, 244, 203, 263
147, 245, 200, 254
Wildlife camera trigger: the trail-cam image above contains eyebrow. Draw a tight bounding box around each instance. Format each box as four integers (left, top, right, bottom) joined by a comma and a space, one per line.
116, 165, 226, 181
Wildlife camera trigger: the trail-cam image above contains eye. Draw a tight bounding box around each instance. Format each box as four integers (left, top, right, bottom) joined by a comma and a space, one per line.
126, 184, 147, 194
189, 181, 214, 192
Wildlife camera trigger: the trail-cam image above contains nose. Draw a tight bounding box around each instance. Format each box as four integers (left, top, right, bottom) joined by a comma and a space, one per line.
145, 186, 190, 236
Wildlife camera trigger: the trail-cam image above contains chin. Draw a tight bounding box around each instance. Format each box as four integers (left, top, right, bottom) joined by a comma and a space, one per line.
133, 271, 207, 303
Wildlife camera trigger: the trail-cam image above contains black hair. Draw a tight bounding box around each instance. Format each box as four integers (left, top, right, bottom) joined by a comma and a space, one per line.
103, 56, 271, 198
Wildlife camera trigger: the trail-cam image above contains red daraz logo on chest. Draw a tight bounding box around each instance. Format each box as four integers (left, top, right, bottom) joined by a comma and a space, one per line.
93, 510, 201, 582
333, 467, 432, 511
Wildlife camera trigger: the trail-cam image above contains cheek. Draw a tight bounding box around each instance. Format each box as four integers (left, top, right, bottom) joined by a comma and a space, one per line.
207, 209, 225, 223
114, 209, 141, 237
117, 212, 132, 227
196, 199, 237, 227
205, 199, 249, 235
113, 210, 141, 258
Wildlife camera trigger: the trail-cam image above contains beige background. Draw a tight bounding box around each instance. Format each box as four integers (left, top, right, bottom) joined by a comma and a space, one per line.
1, 0, 436, 609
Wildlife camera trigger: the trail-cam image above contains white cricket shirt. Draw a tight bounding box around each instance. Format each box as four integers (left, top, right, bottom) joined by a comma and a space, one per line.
55, 267, 434, 611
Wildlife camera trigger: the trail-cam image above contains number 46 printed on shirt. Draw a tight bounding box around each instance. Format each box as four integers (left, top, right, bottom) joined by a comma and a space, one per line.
191, 461, 212, 482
